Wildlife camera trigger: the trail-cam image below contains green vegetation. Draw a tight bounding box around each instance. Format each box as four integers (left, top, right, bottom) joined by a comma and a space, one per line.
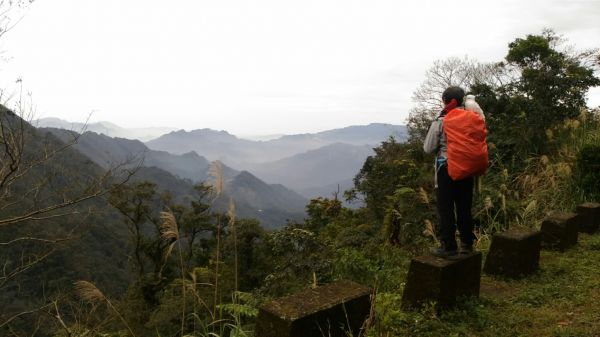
369, 234, 600, 337
1, 29, 600, 337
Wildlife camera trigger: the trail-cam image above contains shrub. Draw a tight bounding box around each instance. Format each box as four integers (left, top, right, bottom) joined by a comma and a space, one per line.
577, 143, 600, 199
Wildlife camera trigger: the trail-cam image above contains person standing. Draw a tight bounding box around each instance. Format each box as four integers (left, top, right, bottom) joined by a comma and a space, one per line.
423, 86, 484, 258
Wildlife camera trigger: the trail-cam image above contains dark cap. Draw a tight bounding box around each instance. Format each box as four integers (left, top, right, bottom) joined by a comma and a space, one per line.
442, 86, 465, 106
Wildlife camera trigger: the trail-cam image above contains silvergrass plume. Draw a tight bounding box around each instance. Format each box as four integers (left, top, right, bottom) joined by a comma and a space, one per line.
418, 187, 429, 204
74, 280, 137, 336
209, 161, 225, 196
160, 209, 179, 261
227, 197, 236, 225
74, 280, 106, 304
160, 210, 179, 241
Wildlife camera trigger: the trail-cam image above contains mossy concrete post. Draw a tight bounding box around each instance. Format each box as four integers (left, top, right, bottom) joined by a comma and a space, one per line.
401, 252, 481, 309
576, 202, 600, 234
254, 280, 372, 337
484, 230, 542, 278
541, 212, 579, 250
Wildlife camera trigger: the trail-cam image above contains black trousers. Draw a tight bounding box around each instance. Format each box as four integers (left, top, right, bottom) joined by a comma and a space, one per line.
436, 165, 475, 250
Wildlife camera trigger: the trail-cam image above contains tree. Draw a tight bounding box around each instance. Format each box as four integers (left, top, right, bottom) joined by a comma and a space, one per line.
406, 57, 504, 142
348, 138, 428, 222
178, 183, 214, 269
467, 30, 600, 161
261, 223, 332, 296
0, 0, 32, 40
346, 137, 438, 248
221, 218, 266, 291
109, 181, 160, 279
305, 196, 342, 232
498, 30, 600, 153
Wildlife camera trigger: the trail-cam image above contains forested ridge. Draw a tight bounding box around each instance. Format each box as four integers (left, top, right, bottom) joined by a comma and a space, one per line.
1, 30, 600, 337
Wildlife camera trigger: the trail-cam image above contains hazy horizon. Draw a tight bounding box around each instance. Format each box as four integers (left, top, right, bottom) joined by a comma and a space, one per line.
1, 0, 600, 135
35, 115, 406, 141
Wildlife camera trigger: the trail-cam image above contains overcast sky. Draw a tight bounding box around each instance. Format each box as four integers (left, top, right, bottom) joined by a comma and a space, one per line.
1, 0, 599, 135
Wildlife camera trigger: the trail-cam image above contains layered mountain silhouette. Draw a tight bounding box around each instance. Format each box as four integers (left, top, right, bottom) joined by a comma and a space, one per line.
214, 171, 307, 228
125, 166, 305, 229
44, 128, 307, 228
42, 119, 407, 201
35, 117, 177, 142
145, 123, 407, 166
245, 143, 374, 198
44, 128, 216, 181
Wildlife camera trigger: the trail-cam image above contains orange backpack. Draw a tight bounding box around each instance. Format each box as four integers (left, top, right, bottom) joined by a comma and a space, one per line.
443, 108, 489, 180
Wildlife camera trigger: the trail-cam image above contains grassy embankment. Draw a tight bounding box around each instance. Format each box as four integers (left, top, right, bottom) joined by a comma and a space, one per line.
371, 233, 600, 337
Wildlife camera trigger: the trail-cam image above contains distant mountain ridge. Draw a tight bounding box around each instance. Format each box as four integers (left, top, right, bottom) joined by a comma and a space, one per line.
35, 117, 177, 142
277, 123, 406, 146
43, 128, 218, 182
146, 123, 406, 166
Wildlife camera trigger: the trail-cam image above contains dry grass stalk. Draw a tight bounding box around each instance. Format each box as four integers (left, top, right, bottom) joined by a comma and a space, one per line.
160, 210, 180, 242
213, 214, 222, 325
521, 199, 538, 222
209, 161, 225, 196
74, 280, 106, 304
159, 209, 186, 335
74, 280, 136, 336
208, 160, 225, 324
159, 210, 180, 268
418, 187, 429, 204
227, 197, 236, 225
422, 219, 439, 245
228, 197, 238, 293
187, 268, 215, 321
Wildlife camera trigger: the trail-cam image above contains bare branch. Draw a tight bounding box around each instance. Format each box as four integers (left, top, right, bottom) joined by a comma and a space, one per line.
0, 235, 70, 246
0, 0, 32, 40
0, 247, 55, 289
0, 303, 53, 330
0, 161, 136, 228
407, 56, 511, 141
51, 300, 73, 337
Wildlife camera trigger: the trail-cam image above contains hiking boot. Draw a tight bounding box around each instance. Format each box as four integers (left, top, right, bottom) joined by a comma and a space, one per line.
430, 246, 458, 258
460, 243, 474, 254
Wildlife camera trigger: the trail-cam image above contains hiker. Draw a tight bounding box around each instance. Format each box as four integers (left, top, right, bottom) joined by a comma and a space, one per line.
423, 86, 488, 258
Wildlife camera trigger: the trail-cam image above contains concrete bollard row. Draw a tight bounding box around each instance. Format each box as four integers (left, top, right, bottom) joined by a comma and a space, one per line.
255, 202, 599, 333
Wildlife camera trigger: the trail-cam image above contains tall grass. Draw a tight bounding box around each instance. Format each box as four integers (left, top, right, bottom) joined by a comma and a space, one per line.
159, 209, 186, 335
73, 280, 136, 337
67, 159, 252, 337
471, 109, 600, 236
513, 109, 599, 221
209, 160, 225, 329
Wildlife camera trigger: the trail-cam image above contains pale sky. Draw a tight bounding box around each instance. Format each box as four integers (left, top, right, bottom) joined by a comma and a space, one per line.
1, 0, 599, 135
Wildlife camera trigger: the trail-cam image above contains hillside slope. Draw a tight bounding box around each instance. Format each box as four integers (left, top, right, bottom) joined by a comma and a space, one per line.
43, 128, 307, 228
43, 128, 216, 182
0, 109, 132, 317
246, 143, 374, 195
